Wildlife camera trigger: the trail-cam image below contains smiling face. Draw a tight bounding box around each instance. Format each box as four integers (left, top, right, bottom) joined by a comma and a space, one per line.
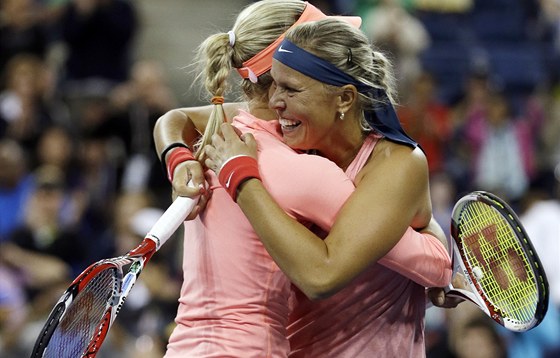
269, 60, 341, 151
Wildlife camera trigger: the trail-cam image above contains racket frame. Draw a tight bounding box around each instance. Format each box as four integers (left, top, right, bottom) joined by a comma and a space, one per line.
31, 196, 197, 357
446, 191, 549, 332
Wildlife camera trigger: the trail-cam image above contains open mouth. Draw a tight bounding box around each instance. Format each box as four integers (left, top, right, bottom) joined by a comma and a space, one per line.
279, 118, 301, 132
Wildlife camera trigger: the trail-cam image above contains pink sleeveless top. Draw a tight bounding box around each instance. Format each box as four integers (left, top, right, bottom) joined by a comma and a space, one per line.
287, 133, 429, 358
167, 118, 449, 357
165, 112, 355, 358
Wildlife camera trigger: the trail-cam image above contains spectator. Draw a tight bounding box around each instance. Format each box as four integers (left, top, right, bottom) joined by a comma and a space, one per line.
74, 125, 120, 250
0, 262, 28, 357
108, 60, 178, 195
0, 0, 51, 71
3, 165, 88, 283
361, 0, 431, 99
465, 91, 537, 202
0, 164, 94, 354
0, 139, 33, 241
398, 70, 452, 174
539, 0, 560, 52
454, 316, 507, 358
519, 172, 560, 310
57, 0, 138, 97
34, 125, 93, 233
447, 68, 495, 193
0, 54, 56, 152
538, 79, 560, 173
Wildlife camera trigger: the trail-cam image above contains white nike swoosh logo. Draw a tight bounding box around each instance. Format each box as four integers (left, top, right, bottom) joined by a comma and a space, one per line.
278, 45, 293, 53
225, 172, 234, 188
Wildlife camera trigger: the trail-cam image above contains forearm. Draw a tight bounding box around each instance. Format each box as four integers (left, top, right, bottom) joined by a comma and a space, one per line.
378, 228, 452, 287
236, 180, 336, 299
211, 124, 438, 299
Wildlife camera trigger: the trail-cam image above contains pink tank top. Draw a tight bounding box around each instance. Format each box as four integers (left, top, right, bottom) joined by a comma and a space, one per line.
287, 134, 428, 358
167, 119, 448, 357
165, 112, 355, 358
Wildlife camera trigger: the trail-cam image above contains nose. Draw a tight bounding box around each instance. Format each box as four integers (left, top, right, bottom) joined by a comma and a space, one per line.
268, 88, 285, 112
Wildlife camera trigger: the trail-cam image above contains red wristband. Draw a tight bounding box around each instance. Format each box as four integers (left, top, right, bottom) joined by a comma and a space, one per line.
166, 147, 195, 182
218, 155, 261, 201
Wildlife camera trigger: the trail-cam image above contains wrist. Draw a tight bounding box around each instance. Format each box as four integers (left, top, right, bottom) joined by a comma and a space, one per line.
166, 146, 195, 182
160, 142, 190, 164
218, 155, 261, 201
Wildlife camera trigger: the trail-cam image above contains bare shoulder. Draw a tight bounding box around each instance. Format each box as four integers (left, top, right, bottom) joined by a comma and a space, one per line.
360, 139, 428, 179
354, 139, 431, 227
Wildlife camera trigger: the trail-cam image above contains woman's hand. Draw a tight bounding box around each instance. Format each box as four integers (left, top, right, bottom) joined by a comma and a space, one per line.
427, 273, 469, 308
171, 159, 209, 220
205, 123, 258, 175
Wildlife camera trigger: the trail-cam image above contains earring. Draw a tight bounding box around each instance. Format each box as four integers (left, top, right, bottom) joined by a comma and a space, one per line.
339, 111, 345, 120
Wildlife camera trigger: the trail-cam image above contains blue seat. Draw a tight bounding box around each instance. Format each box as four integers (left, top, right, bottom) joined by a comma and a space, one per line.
420, 41, 473, 104
470, 8, 526, 41
483, 42, 546, 94
415, 11, 471, 42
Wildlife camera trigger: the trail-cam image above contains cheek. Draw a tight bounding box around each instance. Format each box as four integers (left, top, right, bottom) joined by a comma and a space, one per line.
305, 100, 335, 128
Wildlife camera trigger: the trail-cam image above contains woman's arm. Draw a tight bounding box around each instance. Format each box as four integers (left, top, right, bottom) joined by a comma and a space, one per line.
153, 103, 245, 198
153, 103, 244, 155
208, 124, 451, 299
379, 224, 451, 288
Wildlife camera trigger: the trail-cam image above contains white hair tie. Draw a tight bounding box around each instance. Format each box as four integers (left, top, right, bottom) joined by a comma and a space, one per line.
246, 68, 258, 83
227, 30, 236, 47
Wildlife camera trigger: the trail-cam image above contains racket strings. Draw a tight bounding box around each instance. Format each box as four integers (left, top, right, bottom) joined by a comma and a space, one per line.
43, 268, 119, 358
459, 202, 538, 324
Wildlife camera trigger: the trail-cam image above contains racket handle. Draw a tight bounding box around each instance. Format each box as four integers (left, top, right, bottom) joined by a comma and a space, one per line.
147, 195, 198, 250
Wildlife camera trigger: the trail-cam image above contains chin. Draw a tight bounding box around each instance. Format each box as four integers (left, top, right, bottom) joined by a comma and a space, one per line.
282, 136, 302, 151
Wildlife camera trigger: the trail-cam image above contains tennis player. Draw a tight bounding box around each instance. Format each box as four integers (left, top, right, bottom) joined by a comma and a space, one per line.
204, 17, 449, 356
156, 1, 451, 357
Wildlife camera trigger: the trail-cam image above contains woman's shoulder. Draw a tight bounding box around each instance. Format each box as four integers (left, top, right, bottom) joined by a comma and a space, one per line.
353, 138, 427, 186
369, 139, 427, 169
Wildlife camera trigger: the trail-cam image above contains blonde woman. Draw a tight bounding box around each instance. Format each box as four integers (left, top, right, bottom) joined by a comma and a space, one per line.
156, 2, 451, 357
204, 18, 451, 356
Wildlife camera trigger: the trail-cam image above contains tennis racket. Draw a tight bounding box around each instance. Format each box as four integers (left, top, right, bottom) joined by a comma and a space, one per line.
445, 190, 549, 332
31, 195, 198, 358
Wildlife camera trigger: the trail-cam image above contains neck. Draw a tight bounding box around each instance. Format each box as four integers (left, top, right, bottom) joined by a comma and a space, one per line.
316, 119, 365, 170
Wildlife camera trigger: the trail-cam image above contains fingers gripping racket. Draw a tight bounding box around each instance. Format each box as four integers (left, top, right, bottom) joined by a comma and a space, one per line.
446, 191, 549, 332
31, 195, 198, 358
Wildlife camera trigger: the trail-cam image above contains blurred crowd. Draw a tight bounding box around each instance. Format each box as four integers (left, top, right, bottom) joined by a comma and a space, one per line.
1, 0, 560, 357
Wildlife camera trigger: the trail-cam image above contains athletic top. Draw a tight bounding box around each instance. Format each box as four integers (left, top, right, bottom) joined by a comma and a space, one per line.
287, 133, 429, 358
165, 111, 355, 358
166, 113, 450, 357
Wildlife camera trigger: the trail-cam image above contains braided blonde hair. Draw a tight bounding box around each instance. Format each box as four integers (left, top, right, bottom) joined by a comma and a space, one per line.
192, 0, 306, 159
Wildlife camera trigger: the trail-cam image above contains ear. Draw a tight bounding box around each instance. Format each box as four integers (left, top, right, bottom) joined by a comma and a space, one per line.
337, 84, 358, 114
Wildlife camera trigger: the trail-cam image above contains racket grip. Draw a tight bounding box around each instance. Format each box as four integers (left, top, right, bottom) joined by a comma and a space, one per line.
147, 195, 198, 250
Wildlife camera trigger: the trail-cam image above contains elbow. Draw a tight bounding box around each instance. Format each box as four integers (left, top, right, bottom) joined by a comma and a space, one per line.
296, 273, 346, 301
155, 108, 182, 128
301, 287, 337, 301
153, 110, 172, 139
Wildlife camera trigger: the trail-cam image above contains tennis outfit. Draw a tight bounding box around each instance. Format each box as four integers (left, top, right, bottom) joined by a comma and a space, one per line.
165, 111, 355, 358
287, 134, 430, 358
166, 112, 450, 357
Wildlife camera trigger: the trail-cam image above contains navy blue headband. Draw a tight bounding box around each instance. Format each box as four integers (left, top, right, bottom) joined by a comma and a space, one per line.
273, 39, 417, 148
